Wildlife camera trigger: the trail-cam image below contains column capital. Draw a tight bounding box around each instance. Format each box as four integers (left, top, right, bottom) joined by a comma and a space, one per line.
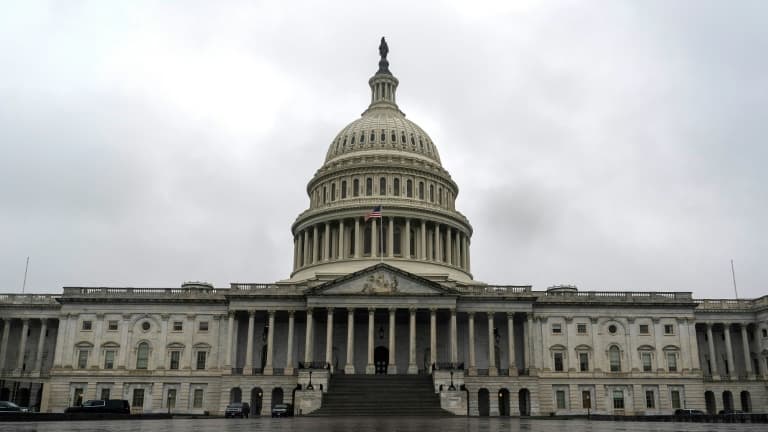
388, 307, 397, 313
564, 316, 573, 323
429, 307, 437, 313
409, 307, 417, 315
306, 307, 314, 314
228, 311, 237, 318
268, 310, 276, 316
590, 317, 599, 324
368, 307, 376, 313
95, 313, 105, 319
122, 313, 132, 321
186, 314, 196, 321
160, 314, 171, 320
486, 311, 494, 318
288, 310, 296, 317
326, 308, 334, 314
450, 308, 457, 315
724, 323, 732, 329
467, 311, 475, 318
21, 317, 30, 324
212, 314, 223, 321
506, 312, 515, 319
248, 310, 256, 317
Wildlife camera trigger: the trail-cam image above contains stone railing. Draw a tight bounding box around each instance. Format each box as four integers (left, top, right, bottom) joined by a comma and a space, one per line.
694, 298, 755, 310
454, 285, 532, 296
229, 283, 307, 295
62, 286, 223, 297
0, 293, 60, 305
541, 291, 693, 302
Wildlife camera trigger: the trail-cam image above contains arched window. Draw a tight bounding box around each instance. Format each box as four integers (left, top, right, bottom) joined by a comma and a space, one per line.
429, 184, 434, 202
136, 342, 149, 370
418, 182, 424, 200
341, 180, 347, 199
380, 130, 386, 142
331, 183, 336, 201
350, 134, 355, 144
406, 179, 413, 197
393, 178, 400, 196
366, 178, 373, 196
391, 131, 396, 142
609, 346, 621, 372
353, 179, 360, 197
438, 187, 442, 205
322, 186, 327, 204
379, 177, 386, 195
360, 132, 365, 144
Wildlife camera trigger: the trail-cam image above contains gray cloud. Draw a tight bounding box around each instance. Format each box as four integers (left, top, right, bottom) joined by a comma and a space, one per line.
1, 1, 765, 298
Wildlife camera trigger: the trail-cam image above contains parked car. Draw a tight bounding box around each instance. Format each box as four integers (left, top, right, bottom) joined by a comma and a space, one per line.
0, 401, 28, 413
719, 409, 746, 416
224, 402, 250, 418
674, 408, 705, 416
271, 403, 292, 417
64, 399, 130, 414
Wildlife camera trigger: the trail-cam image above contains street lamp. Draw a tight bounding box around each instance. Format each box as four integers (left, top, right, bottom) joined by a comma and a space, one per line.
306, 370, 314, 391
448, 371, 456, 391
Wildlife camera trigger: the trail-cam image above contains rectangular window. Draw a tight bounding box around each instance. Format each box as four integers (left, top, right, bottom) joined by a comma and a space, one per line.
82, 320, 92, 331
198, 321, 209, 332
552, 323, 562, 334
579, 352, 589, 371
667, 353, 677, 372
77, 350, 88, 369
341, 181, 347, 199
641, 352, 653, 372
670, 390, 681, 409
581, 391, 591, 409
104, 350, 115, 369
196, 351, 207, 370
639, 324, 649, 335
645, 390, 655, 408
577, 324, 587, 334
554, 352, 564, 371
170, 351, 181, 370
664, 324, 674, 335
193, 389, 204, 408
613, 390, 624, 409
173, 321, 183, 332
107, 320, 119, 331
100, 388, 110, 400
556, 390, 566, 409
132, 389, 144, 408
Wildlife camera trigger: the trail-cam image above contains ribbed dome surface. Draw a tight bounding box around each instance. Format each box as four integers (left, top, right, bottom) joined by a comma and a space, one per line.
324, 109, 442, 164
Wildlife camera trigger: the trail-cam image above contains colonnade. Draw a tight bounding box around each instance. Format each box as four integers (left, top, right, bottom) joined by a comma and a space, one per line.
0, 317, 53, 374
292, 216, 471, 272
702, 322, 765, 380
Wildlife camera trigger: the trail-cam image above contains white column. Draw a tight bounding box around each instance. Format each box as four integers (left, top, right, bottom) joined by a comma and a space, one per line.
741, 324, 753, 377
487, 312, 497, 376
462, 236, 468, 269
264, 310, 276, 375
90, 314, 104, 368
404, 218, 411, 258
312, 225, 319, 264
706, 323, 719, 378
293, 236, 299, 270
325, 308, 334, 369
445, 227, 452, 265
34, 319, 48, 372
430, 308, 437, 368
345, 308, 355, 374
366, 308, 375, 374
388, 308, 396, 374
303, 230, 309, 266
285, 311, 295, 375
244, 311, 255, 374
420, 220, 427, 260
434, 224, 441, 261
16, 318, 29, 372
687, 318, 700, 371
507, 313, 517, 376
339, 220, 346, 259
323, 223, 330, 261
387, 217, 394, 257
304, 309, 314, 364
724, 323, 735, 379
0, 318, 11, 370
371, 218, 379, 258
450, 308, 458, 364
408, 308, 417, 374
226, 312, 235, 369
456, 233, 463, 268
354, 218, 361, 258
117, 314, 130, 369
467, 312, 477, 375
158, 314, 169, 370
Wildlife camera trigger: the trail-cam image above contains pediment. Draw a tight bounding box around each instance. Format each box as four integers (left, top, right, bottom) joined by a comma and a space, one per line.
307, 263, 454, 297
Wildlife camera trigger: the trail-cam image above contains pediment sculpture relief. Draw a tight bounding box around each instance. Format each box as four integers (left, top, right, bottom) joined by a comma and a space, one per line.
362, 272, 398, 294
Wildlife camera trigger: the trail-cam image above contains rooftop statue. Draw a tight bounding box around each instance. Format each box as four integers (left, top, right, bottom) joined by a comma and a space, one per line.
377, 36, 391, 75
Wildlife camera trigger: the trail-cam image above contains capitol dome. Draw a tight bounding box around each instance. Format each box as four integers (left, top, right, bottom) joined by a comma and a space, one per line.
289, 38, 474, 284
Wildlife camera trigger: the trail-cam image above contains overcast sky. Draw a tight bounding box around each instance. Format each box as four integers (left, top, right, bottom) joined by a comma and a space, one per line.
1, 1, 766, 298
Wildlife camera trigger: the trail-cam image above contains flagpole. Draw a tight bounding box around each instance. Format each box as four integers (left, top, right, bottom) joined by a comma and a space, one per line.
380, 206, 384, 263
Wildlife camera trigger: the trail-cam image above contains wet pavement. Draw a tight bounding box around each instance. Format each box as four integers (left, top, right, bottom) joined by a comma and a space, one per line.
1, 417, 766, 432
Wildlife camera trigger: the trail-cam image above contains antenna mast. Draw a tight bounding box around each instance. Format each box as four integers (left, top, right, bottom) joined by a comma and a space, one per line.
730, 259, 738, 299
22, 256, 29, 293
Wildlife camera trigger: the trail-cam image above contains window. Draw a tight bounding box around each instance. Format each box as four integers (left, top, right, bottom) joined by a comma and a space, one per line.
132, 388, 145, 408
196, 351, 207, 370
579, 352, 589, 371
612, 390, 624, 409
762, 329, 767, 338
418, 182, 424, 199
353, 179, 360, 197
104, 350, 115, 369
670, 390, 681, 409
82, 321, 92, 331
667, 353, 677, 372
341, 180, 347, 199
552, 324, 562, 334
193, 389, 204, 408
77, 350, 88, 369
136, 342, 149, 369
554, 352, 564, 371
167, 389, 177, 409
406, 179, 413, 197
107, 321, 118, 331
609, 346, 621, 372
581, 391, 591, 409
393, 178, 400, 196
173, 321, 183, 332
556, 390, 566, 409
366, 178, 373, 196
429, 184, 434, 202
641, 352, 653, 372
198, 321, 209, 332
170, 351, 181, 370
639, 324, 649, 335
645, 390, 655, 409
608, 324, 617, 334
73, 388, 84, 406
331, 183, 336, 201
379, 177, 386, 195
141, 321, 150, 331
100, 388, 110, 400
664, 324, 674, 335
577, 324, 587, 334
322, 186, 326, 204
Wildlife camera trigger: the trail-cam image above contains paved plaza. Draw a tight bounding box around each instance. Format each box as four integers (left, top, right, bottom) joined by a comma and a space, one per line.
1, 418, 766, 432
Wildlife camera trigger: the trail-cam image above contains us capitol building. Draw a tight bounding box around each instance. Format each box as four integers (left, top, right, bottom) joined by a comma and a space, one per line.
1, 39, 766, 417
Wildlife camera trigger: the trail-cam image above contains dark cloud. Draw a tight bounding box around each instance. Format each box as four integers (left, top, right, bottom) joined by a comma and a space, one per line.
1, 1, 765, 298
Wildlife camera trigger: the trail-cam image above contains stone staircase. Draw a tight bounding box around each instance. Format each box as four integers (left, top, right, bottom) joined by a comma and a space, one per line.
309, 374, 450, 416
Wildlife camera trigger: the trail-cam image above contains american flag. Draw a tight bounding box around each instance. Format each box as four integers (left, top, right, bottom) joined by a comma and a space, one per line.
365, 205, 382, 221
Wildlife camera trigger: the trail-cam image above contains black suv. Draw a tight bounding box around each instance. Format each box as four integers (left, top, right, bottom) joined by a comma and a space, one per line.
64, 399, 130, 414
271, 403, 292, 417
224, 402, 250, 418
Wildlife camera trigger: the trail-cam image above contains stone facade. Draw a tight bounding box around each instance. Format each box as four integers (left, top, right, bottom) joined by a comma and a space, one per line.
1, 40, 766, 417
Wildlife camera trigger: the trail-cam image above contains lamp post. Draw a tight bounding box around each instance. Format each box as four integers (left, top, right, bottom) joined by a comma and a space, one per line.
307, 370, 314, 390
586, 392, 591, 419
448, 370, 456, 391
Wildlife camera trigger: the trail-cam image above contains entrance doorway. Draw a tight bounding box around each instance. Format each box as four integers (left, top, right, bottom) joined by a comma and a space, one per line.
519, 388, 530, 416
705, 391, 716, 414
251, 387, 263, 416
374, 346, 389, 374
478, 389, 490, 416
498, 388, 510, 416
